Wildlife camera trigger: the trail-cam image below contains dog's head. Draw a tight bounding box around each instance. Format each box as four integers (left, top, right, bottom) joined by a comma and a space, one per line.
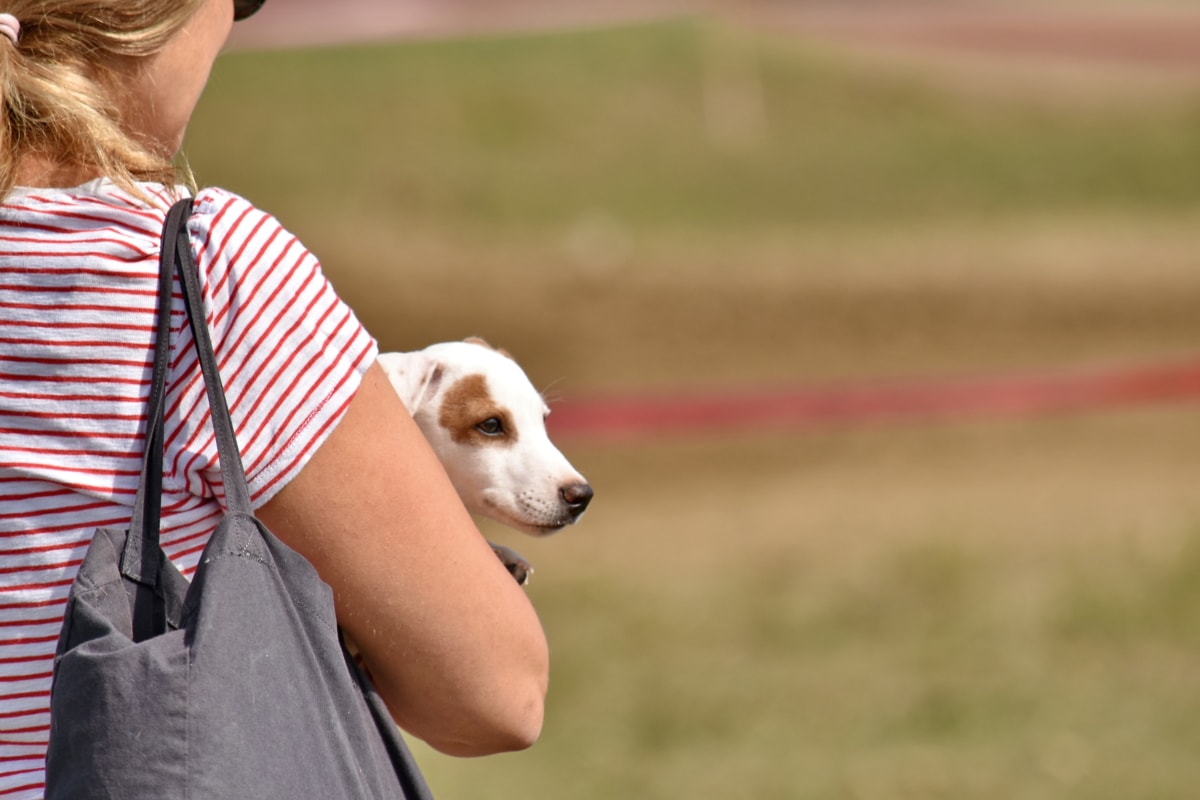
380, 339, 592, 536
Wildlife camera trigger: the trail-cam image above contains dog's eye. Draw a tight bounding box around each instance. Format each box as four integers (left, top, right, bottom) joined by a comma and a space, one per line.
476, 418, 504, 436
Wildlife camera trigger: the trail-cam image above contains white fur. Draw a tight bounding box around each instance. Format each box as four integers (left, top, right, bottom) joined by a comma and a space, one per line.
377, 340, 591, 537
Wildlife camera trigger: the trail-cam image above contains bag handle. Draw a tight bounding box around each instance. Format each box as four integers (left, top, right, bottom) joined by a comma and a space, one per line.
167, 200, 255, 516
121, 199, 190, 584
121, 198, 254, 584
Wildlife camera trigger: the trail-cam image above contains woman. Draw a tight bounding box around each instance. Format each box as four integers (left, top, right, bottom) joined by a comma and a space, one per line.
0, 1, 549, 796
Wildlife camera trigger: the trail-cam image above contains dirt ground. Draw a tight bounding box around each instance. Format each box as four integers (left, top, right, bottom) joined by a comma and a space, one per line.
232, 0, 1200, 75
746, 2, 1200, 70
227, 0, 696, 50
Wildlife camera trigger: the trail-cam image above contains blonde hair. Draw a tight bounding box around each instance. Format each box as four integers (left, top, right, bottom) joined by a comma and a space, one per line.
0, 0, 207, 201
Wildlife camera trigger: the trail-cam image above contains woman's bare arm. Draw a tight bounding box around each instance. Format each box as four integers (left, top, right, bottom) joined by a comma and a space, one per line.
257, 361, 549, 757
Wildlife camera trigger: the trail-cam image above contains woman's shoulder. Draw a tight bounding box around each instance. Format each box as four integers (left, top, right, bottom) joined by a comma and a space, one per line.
190, 185, 263, 214
190, 185, 280, 236
186, 186, 312, 268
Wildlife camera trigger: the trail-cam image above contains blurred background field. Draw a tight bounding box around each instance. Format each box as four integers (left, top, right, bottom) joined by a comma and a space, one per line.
188, 5, 1200, 798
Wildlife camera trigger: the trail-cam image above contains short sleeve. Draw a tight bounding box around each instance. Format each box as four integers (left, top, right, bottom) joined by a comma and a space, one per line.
164, 188, 379, 508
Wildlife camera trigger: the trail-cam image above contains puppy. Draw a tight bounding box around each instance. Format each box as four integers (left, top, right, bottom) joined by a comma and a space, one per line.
377, 338, 593, 583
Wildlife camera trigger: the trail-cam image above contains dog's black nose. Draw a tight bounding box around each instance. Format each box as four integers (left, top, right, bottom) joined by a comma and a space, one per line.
561, 482, 594, 518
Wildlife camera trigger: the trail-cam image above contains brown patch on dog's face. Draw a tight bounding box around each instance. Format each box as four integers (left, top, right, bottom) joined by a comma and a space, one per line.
439, 373, 518, 446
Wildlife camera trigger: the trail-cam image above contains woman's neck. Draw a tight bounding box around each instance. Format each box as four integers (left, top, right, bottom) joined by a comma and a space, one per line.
13, 153, 99, 189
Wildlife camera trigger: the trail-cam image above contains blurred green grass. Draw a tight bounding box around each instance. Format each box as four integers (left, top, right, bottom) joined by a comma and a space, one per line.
189, 20, 1200, 392
194, 21, 1200, 234
443, 412, 1200, 800
188, 19, 1200, 799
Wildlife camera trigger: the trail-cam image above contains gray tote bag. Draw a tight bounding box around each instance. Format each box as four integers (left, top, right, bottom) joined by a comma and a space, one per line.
45, 199, 433, 800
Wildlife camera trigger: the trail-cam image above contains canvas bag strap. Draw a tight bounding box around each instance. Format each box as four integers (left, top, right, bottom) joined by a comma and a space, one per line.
169, 199, 256, 517
121, 197, 255, 585
120, 198, 193, 584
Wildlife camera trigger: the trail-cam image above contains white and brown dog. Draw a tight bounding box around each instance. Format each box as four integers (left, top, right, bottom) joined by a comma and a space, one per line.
377, 338, 593, 584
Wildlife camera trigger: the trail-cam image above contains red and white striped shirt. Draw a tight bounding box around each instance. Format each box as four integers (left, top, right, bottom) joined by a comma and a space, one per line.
0, 179, 378, 798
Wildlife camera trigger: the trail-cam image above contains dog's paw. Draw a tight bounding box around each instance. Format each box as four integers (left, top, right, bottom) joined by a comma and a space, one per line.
490, 543, 534, 586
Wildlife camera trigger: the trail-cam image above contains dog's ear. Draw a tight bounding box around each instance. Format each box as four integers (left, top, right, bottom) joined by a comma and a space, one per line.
377, 352, 444, 414
464, 336, 515, 362
418, 363, 445, 409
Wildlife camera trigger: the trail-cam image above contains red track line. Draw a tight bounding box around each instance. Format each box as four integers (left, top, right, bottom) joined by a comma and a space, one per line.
546, 356, 1200, 440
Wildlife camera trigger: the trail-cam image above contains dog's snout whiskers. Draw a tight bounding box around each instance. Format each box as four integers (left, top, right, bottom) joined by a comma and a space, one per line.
561, 482, 594, 518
